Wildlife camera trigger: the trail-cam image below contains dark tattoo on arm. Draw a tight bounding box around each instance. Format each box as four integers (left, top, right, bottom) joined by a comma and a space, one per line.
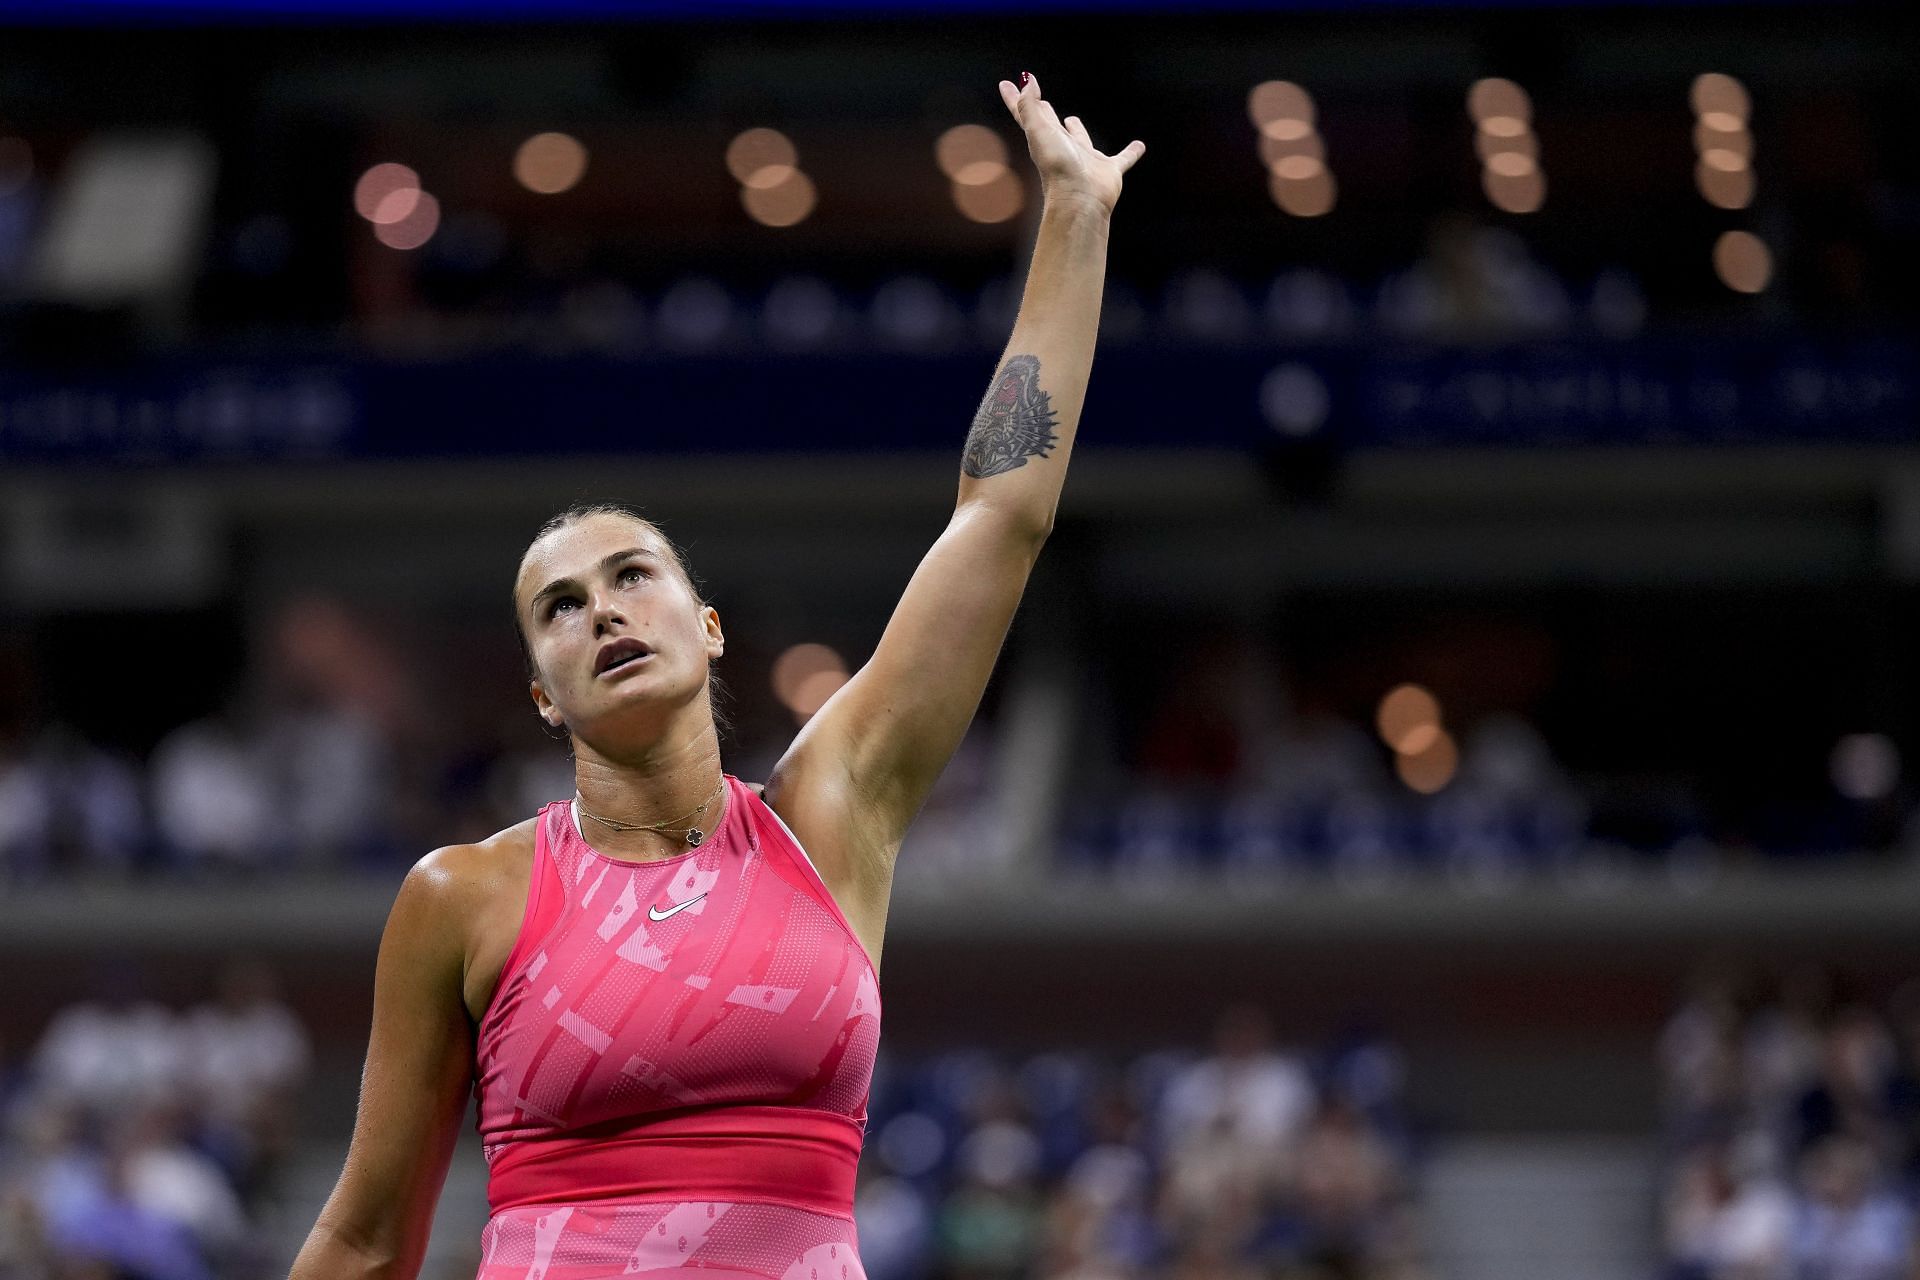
962, 354, 1059, 479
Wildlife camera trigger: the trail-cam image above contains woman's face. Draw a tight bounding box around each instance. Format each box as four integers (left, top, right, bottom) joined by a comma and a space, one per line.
514, 514, 724, 746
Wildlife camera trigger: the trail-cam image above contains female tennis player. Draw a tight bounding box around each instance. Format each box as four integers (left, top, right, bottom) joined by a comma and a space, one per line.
290, 72, 1141, 1280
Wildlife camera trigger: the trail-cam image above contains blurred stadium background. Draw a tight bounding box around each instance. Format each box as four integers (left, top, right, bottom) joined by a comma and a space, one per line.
0, 1, 1917, 1277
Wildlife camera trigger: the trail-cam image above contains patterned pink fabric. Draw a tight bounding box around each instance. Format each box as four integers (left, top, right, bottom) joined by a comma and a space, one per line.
472, 775, 881, 1280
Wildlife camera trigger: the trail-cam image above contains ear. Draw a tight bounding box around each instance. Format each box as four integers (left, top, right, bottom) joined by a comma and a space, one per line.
702, 605, 726, 661
530, 679, 564, 729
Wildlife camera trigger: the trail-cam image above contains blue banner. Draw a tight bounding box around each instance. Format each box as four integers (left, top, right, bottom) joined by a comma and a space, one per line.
0, 334, 1912, 465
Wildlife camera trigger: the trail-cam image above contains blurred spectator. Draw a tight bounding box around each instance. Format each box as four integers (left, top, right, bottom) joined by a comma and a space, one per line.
32, 987, 186, 1115
0, 731, 54, 881
1663, 1139, 1792, 1279
850, 1025, 1423, 1280
941, 1120, 1046, 1280
1377, 217, 1571, 342
3, 967, 308, 1280
265, 597, 410, 866
1659, 974, 1920, 1280
149, 706, 277, 872
0, 727, 144, 880
115, 1105, 248, 1261
1160, 1006, 1316, 1161
181, 960, 311, 1199
1791, 1135, 1911, 1280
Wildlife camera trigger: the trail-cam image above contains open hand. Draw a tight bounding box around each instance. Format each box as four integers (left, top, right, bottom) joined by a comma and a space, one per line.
997, 73, 1145, 216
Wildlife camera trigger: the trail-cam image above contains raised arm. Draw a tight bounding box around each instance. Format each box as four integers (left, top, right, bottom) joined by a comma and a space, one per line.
289, 852, 478, 1280
765, 74, 1141, 933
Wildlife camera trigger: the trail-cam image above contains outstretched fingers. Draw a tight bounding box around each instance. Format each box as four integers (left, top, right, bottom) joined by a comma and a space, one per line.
1114, 139, 1147, 173
999, 73, 1067, 136
1063, 115, 1094, 149
999, 73, 1041, 121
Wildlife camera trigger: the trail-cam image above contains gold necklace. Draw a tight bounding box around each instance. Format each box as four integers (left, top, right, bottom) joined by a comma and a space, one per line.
575, 775, 726, 848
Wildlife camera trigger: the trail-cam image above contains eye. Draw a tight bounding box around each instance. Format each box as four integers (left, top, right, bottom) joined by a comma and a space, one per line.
547, 596, 578, 619
618, 565, 650, 586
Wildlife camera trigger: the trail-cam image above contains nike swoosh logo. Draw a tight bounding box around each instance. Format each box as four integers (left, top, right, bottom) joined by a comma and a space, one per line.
647, 893, 707, 922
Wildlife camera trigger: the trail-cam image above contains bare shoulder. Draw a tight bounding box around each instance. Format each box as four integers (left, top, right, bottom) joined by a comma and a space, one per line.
403, 818, 541, 1022
412, 818, 539, 898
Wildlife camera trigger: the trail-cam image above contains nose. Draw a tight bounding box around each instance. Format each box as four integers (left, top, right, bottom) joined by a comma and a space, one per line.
589, 588, 627, 636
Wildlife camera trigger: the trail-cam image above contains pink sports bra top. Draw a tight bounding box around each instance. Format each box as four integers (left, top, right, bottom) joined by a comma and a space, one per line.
472, 775, 881, 1219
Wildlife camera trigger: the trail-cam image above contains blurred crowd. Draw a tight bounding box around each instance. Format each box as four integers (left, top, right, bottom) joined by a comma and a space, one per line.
1062, 710, 1585, 890
0, 592, 995, 884
0, 961, 309, 1280
346, 227, 1644, 362
6, 586, 1914, 886
1064, 626, 1916, 886
5, 588, 1913, 886
0, 597, 541, 879
1658, 968, 1920, 1280
856, 1008, 1424, 1280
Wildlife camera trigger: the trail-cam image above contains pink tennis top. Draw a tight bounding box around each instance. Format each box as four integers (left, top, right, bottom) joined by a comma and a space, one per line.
472, 775, 882, 1280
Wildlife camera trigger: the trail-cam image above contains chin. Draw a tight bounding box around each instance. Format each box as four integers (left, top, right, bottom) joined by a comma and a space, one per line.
577, 678, 698, 735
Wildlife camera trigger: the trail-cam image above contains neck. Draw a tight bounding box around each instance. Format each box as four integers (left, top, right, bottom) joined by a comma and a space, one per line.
571, 720, 726, 860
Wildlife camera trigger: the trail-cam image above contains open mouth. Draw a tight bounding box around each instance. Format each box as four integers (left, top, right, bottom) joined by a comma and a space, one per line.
595, 641, 654, 676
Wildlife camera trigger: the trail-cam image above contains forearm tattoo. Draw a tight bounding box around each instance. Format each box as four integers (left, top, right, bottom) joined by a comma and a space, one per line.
962, 354, 1059, 479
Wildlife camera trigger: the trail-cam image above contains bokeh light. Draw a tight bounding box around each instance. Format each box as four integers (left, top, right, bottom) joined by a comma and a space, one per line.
353, 163, 419, 222
790, 668, 851, 720
951, 160, 1009, 188
1269, 168, 1336, 217
1695, 122, 1754, 160
369, 186, 421, 225
953, 168, 1024, 223
1469, 81, 1542, 215
1270, 154, 1324, 182
1485, 151, 1538, 178
1713, 229, 1772, 293
513, 132, 589, 195
771, 643, 848, 710
1467, 78, 1531, 125
1474, 130, 1537, 163
742, 169, 817, 227
741, 162, 799, 191
1691, 73, 1751, 122
935, 125, 1007, 180
1477, 114, 1529, 139
1396, 729, 1460, 794
1693, 122, 1754, 157
1832, 733, 1901, 801
725, 128, 798, 185
1259, 132, 1325, 169
371, 190, 440, 250
1247, 81, 1315, 132
1696, 162, 1756, 209
1483, 167, 1546, 214
1376, 684, 1442, 755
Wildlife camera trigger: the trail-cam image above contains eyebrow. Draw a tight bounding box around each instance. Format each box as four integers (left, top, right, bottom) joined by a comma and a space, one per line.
530, 547, 657, 614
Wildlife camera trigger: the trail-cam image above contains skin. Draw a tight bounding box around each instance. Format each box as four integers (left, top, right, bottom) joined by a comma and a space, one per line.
291, 72, 1142, 1279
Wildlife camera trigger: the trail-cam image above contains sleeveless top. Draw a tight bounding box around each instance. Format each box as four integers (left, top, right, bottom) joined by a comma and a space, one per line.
471, 775, 882, 1280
